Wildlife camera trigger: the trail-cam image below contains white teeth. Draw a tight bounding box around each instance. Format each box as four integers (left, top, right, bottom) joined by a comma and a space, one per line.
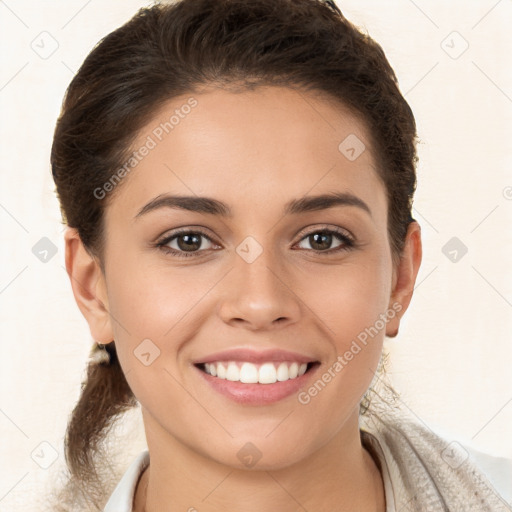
216, 362, 227, 379
239, 362, 259, 383
289, 362, 299, 379
201, 361, 310, 384
226, 362, 240, 381
276, 362, 289, 381
259, 362, 277, 384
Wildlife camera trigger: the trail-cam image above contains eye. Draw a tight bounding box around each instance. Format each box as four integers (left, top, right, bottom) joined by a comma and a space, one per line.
155, 226, 355, 258
295, 227, 354, 254
156, 229, 219, 258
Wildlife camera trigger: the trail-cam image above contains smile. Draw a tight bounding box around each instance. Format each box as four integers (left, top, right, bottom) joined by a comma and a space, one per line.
198, 361, 310, 384
194, 360, 320, 405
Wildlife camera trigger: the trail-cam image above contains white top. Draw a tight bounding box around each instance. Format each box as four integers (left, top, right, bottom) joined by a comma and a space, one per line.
103, 419, 512, 511
104, 449, 150, 512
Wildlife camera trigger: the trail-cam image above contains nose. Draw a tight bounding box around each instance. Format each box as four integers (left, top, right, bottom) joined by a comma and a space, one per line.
217, 246, 301, 331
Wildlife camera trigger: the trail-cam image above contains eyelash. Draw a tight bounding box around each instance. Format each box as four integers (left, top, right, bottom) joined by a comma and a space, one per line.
154, 226, 356, 258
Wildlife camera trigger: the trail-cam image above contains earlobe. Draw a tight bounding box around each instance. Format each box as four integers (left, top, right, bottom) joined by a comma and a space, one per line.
385, 221, 422, 338
64, 227, 113, 343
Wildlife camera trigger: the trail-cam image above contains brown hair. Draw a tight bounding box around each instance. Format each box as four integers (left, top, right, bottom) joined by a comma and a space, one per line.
49, 0, 417, 509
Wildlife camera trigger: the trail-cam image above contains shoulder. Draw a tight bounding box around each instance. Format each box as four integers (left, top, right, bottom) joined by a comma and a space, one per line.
431, 424, 512, 506
103, 450, 150, 512
360, 411, 512, 511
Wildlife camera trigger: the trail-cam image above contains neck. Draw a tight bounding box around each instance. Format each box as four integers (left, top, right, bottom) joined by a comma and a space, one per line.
134, 409, 385, 512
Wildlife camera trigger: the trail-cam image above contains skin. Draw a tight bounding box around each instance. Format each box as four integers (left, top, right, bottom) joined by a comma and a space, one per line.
64, 85, 422, 511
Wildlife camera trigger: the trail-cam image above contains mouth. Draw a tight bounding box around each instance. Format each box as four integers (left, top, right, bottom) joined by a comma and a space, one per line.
193, 358, 321, 405
194, 360, 320, 384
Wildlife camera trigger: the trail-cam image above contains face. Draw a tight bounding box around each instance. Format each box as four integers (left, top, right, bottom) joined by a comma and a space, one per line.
86, 86, 413, 470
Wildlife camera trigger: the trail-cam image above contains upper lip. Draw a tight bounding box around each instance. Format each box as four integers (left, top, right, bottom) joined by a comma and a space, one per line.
193, 348, 318, 365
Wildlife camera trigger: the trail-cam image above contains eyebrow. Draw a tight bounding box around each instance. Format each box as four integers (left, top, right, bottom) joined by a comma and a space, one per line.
134, 191, 372, 220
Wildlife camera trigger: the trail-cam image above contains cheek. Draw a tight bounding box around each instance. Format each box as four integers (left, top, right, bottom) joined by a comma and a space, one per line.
299, 250, 391, 396
106, 254, 208, 338
302, 251, 392, 341
103, 253, 224, 395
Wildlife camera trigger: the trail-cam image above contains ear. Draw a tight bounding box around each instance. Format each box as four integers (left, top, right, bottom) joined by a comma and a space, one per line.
385, 221, 422, 338
64, 227, 114, 343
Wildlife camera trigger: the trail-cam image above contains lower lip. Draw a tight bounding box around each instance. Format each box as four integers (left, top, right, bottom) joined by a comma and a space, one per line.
194, 364, 320, 405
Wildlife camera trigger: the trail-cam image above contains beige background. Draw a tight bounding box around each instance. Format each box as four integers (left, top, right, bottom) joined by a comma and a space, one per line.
1, 0, 511, 509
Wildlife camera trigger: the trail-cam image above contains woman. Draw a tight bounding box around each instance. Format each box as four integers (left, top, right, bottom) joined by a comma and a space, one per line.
49, 0, 511, 510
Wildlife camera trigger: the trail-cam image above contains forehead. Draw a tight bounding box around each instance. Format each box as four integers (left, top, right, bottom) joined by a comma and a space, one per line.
106, 86, 386, 220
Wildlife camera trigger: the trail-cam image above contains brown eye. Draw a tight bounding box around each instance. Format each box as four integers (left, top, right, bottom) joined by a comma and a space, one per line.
157, 229, 218, 258
175, 233, 203, 252
296, 228, 354, 254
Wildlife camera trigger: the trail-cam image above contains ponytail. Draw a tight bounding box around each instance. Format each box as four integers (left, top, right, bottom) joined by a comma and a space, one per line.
50, 342, 137, 511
